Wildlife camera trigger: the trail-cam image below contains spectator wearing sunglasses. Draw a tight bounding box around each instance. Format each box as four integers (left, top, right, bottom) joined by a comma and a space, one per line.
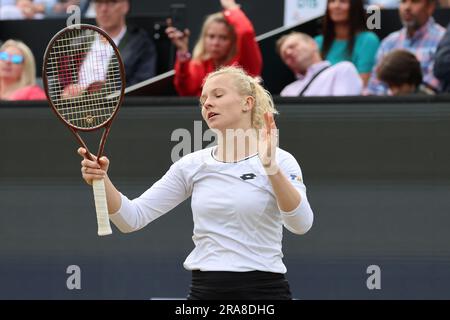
0, 40, 46, 101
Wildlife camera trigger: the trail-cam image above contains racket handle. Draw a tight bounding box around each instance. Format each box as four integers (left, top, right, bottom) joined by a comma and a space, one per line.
92, 178, 113, 236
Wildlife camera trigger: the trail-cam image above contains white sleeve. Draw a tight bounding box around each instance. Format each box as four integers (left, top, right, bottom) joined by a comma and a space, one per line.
277, 153, 314, 235
333, 62, 363, 96
109, 160, 192, 233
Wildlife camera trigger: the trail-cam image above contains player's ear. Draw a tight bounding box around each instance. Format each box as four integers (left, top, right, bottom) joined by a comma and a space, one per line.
243, 96, 255, 112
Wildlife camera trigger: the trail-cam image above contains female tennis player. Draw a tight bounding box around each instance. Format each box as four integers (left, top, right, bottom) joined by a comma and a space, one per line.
78, 66, 314, 300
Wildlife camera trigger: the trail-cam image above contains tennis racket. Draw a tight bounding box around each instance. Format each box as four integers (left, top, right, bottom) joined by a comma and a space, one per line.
43, 24, 125, 236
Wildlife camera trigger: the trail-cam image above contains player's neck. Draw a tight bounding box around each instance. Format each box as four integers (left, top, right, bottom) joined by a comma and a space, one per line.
215, 128, 258, 162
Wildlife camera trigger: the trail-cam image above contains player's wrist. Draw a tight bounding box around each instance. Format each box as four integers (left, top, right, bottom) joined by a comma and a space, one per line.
263, 162, 279, 176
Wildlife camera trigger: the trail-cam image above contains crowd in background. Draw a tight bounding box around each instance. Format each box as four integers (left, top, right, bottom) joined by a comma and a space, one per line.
1, 0, 450, 100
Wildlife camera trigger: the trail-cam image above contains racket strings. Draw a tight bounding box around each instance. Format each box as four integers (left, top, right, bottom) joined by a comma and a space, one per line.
45, 27, 123, 129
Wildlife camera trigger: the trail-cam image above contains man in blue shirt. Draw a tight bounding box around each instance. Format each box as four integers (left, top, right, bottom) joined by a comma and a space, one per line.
366, 0, 445, 95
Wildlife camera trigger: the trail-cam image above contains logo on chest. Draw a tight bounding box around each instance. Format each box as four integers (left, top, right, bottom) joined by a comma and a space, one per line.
240, 173, 256, 181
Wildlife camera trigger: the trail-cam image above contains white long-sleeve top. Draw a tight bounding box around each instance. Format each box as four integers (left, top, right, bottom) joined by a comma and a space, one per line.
110, 147, 314, 274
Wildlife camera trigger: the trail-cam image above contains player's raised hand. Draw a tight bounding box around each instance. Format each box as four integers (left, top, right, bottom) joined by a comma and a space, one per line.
258, 112, 279, 175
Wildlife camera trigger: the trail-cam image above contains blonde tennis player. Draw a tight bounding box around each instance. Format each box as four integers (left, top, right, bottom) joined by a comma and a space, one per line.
78, 66, 314, 300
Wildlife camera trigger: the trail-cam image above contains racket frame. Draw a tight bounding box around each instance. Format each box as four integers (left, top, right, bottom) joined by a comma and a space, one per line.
42, 24, 126, 236
43, 23, 125, 160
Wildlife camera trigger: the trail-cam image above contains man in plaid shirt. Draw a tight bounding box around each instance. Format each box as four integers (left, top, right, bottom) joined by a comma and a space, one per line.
366, 0, 445, 95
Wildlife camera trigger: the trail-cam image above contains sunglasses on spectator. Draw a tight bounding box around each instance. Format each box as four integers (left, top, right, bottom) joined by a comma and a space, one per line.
0, 51, 24, 64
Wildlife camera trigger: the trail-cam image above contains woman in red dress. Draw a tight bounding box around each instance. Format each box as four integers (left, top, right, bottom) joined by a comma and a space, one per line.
166, 0, 262, 96
0, 40, 46, 101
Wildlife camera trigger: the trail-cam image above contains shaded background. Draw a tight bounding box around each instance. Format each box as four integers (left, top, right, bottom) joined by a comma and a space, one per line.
1, 96, 450, 299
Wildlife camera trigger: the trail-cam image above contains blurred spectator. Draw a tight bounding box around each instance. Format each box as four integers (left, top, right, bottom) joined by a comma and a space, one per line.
49, 0, 79, 15
365, 0, 400, 8
94, 0, 156, 86
45, 0, 90, 17
433, 23, 450, 92
0, 0, 48, 20
366, 0, 445, 95
0, 39, 46, 100
277, 32, 362, 96
62, 0, 156, 98
165, 0, 262, 96
315, 0, 380, 87
377, 49, 434, 95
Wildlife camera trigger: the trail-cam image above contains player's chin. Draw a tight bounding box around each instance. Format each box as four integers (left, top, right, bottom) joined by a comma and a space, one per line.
205, 121, 224, 132
205, 118, 217, 128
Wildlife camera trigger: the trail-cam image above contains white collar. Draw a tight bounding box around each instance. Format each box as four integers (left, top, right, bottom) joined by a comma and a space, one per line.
111, 25, 127, 46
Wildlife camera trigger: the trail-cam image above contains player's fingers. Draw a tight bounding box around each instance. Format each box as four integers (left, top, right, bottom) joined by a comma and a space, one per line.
263, 112, 271, 133
81, 159, 101, 169
77, 147, 96, 161
98, 156, 110, 171
83, 167, 106, 176
81, 173, 104, 186
99, 156, 109, 165
77, 147, 87, 158
268, 113, 277, 130
83, 174, 105, 183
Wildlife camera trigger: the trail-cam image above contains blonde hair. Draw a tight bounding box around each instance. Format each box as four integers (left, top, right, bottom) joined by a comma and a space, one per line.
192, 12, 237, 63
204, 66, 278, 129
0, 39, 36, 88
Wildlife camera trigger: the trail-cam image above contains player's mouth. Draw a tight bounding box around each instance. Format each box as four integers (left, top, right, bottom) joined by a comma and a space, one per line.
207, 112, 219, 120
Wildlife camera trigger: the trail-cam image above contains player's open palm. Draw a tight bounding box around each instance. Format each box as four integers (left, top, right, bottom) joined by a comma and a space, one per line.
258, 112, 279, 175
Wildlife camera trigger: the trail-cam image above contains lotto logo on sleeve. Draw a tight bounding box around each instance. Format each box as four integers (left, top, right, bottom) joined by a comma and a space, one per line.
290, 174, 302, 182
